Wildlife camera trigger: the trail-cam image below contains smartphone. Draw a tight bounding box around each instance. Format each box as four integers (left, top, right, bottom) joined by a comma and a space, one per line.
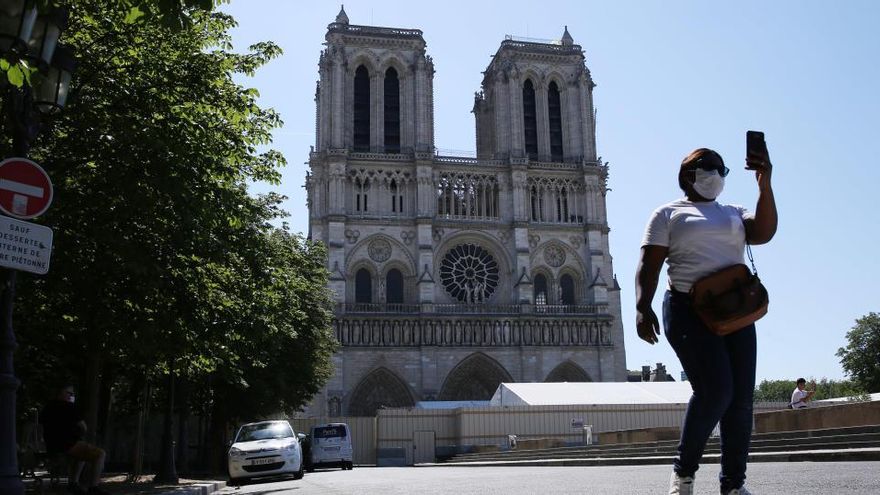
746, 130, 768, 169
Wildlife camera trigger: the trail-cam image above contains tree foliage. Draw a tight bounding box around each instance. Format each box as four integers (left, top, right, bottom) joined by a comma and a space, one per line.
4, 0, 335, 466
836, 313, 880, 394
753, 378, 865, 403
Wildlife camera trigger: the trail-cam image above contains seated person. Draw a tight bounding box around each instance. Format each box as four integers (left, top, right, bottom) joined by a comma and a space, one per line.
790, 378, 816, 409
39, 385, 107, 495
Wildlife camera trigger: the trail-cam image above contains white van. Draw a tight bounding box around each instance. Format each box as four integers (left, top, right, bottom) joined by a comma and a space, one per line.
309, 423, 353, 470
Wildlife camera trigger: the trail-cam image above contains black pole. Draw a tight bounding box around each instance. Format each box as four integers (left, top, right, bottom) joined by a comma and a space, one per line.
0, 268, 22, 495
0, 84, 37, 495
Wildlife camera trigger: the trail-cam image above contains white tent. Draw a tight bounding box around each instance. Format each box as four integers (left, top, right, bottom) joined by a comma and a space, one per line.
489, 381, 695, 407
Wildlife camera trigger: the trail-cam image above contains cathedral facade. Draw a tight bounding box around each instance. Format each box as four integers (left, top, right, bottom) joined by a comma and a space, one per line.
305, 8, 626, 416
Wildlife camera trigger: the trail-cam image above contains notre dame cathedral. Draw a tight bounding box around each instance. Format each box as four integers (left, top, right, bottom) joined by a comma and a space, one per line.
304, 7, 626, 416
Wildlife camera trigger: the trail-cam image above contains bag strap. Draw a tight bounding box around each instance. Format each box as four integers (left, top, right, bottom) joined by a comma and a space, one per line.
746, 243, 758, 275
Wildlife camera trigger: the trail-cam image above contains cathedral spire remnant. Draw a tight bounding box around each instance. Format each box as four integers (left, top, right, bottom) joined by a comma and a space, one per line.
336, 5, 349, 25
561, 25, 574, 46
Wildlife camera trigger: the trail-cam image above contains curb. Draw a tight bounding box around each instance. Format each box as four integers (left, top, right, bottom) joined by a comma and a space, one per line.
154, 480, 227, 495
424, 448, 880, 468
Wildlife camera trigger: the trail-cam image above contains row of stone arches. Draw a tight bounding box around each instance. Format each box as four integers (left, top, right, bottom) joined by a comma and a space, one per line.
346, 352, 591, 416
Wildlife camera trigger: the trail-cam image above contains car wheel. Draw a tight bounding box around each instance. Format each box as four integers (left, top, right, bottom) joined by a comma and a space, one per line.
346, 461, 354, 470
293, 463, 305, 480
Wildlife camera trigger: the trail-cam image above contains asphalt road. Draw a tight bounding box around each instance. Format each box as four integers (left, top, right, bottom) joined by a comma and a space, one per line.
217, 462, 880, 494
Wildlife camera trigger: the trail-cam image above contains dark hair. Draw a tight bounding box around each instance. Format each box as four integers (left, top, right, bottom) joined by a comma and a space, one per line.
678, 148, 724, 192
796, 378, 806, 385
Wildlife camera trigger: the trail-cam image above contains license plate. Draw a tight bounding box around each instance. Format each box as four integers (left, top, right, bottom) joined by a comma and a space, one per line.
325, 446, 340, 452
250, 457, 279, 466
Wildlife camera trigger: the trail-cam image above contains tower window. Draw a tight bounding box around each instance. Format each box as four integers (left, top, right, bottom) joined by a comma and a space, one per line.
355, 178, 370, 212
384, 68, 400, 153
353, 65, 370, 152
522, 79, 538, 157
386, 269, 403, 304
548, 81, 563, 161
560, 274, 575, 305
355, 268, 372, 304
390, 180, 404, 213
534, 274, 547, 305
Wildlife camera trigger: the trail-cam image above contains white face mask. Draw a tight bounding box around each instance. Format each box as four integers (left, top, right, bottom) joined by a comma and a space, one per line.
692, 169, 725, 200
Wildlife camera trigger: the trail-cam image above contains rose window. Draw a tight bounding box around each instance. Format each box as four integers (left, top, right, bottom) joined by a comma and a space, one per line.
439, 243, 499, 303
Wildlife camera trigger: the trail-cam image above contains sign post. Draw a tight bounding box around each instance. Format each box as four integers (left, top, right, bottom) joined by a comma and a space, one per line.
0, 157, 54, 220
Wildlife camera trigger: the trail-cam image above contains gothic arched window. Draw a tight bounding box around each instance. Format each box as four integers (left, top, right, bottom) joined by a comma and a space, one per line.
530, 185, 543, 222
355, 268, 372, 304
355, 177, 370, 212
548, 81, 563, 161
384, 67, 400, 153
560, 274, 575, 305
522, 79, 538, 157
386, 269, 403, 304
534, 274, 548, 305
390, 179, 403, 213
353, 65, 370, 152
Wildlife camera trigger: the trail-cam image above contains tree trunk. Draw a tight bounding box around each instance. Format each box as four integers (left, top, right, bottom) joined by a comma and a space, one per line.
83, 343, 102, 444
154, 371, 177, 483
175, 377, 189, 475
129, 379, 150, 481
206, 393, 229, 475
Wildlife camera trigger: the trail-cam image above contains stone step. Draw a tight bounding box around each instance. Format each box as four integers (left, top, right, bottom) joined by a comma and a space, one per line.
446, 425, 880, 464
454, 433, 880, 462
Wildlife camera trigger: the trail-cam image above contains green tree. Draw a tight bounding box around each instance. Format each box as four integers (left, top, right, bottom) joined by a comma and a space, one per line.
836, 313, 880, 394
6, 0, 335, 476
754, 378, 864, 403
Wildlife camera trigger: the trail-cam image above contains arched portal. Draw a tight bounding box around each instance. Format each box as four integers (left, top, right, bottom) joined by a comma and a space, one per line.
347, 367, 415, 416
545, 360, 591, 383
438, 353, 513, 400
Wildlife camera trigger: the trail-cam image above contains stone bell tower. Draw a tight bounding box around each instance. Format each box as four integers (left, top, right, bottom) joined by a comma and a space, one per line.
306, 11, 626, 417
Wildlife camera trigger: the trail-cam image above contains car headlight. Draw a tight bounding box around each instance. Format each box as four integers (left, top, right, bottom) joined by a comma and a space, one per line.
283, 442, 298, 451
229, 447, 244, 457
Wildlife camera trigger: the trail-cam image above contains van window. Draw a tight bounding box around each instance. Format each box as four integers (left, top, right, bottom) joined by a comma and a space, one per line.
314, 426, 347, 439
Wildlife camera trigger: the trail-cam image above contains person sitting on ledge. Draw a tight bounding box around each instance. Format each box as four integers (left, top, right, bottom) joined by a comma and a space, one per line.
39, 384, 108, 495
790, 378, 816, 409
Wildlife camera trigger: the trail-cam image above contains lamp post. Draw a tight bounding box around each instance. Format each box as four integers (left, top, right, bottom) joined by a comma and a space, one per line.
0, 2, 73, 494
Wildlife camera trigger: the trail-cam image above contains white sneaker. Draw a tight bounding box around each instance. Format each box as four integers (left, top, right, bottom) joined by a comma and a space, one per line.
668, 472, 694, 495
724, 487, 753, 495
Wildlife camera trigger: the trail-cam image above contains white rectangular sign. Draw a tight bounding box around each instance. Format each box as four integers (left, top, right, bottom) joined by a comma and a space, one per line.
0, 215, 53, 275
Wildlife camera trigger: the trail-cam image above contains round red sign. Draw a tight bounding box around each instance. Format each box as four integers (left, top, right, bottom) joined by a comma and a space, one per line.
0, 157, 54, 219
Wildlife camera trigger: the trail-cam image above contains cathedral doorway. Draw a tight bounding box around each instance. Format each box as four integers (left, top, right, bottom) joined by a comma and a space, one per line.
348, 367, 415, 416
438, 352, 513, 400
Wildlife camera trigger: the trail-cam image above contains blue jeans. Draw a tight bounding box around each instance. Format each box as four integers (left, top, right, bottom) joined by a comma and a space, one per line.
663, 290, 756, 492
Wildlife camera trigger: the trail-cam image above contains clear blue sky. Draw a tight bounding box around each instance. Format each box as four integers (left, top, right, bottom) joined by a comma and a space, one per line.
223, 1, 880, 386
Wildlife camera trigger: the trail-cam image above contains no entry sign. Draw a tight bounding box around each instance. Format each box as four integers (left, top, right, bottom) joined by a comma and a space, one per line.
0, 157, 53, 219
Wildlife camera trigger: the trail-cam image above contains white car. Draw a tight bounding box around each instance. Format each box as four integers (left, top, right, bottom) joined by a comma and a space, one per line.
227, 420, 304, 483
309, 423, 354, 470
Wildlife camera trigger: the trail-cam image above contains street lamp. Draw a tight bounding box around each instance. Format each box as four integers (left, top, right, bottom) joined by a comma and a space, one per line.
0, 4, 73, 495
0, 1, 38, 56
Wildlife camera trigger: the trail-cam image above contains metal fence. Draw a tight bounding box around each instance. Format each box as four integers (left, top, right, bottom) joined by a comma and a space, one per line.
296, 401, 789, 466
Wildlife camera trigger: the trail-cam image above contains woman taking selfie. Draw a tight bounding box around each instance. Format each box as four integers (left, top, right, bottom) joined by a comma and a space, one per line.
635, 140, 777, 495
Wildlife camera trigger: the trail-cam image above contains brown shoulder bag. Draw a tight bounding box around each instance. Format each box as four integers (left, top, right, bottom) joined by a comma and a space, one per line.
689, 245, 769, 336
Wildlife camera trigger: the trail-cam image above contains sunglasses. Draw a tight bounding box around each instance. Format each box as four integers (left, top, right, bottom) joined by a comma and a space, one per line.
692, 157, 729, 177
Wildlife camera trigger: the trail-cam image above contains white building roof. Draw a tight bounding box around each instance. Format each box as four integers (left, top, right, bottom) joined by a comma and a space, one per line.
489, 381, 695, 407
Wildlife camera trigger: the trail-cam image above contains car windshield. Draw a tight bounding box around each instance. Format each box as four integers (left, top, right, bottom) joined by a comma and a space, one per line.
313, 426, 347, 439
236, 422, 294, 442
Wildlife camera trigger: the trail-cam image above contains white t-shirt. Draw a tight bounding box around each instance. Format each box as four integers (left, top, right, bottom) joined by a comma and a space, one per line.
642, 199, 749, 293
791, 388, 810, 408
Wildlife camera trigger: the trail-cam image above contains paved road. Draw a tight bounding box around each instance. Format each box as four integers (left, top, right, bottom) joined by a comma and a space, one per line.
218, 462, 880, 494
